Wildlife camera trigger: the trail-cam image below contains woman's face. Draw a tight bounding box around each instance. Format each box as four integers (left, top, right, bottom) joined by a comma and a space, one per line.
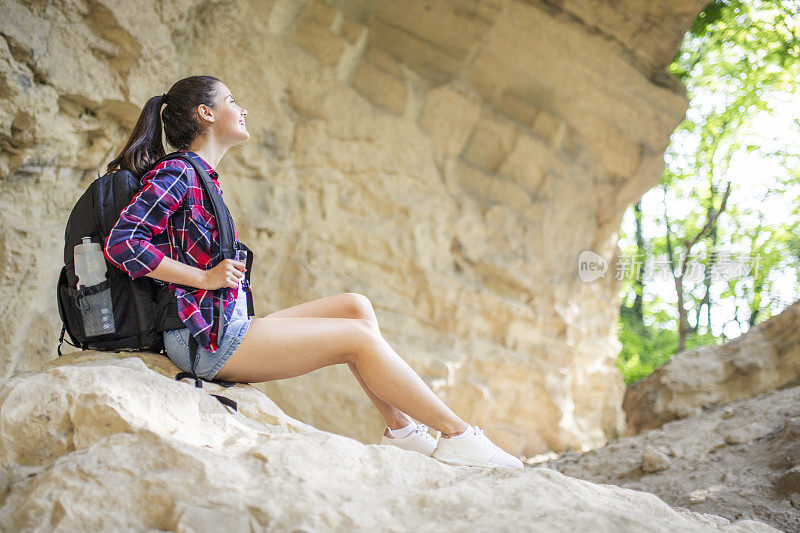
205, 82, 249, 146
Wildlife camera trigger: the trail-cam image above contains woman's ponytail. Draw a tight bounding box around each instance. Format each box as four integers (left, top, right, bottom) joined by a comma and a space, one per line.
106, 75, 220, 178
106, 94, 168, 177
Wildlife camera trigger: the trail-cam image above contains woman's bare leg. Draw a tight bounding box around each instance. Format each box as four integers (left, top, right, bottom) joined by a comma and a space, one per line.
261, 292, 469, 435
256, 293, 419, 431
214, 294, 468, 436
349, 332, 469, 436
259, 294, 411, 429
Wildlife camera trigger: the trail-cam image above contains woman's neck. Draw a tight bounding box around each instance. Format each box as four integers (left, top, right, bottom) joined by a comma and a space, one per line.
186, 137, 227, 171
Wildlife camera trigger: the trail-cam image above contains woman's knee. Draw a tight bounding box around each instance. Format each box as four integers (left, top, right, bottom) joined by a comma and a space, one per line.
350, 317, 385, 363
344, 292, 378, 324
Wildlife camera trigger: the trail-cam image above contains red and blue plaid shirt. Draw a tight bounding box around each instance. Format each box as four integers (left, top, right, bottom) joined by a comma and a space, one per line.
104, 150, 241, 353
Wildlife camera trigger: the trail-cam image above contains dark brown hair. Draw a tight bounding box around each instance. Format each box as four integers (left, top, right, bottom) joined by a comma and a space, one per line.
106, 75, 221, 176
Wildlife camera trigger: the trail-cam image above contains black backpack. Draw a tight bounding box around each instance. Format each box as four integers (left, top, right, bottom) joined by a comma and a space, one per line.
56, 151, 255, 411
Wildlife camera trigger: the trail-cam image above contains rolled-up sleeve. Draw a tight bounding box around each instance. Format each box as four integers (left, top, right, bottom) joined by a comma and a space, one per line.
104, 161, 189, 279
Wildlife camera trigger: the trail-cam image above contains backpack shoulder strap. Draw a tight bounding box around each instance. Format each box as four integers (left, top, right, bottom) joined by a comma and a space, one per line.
146, 152, 236, 262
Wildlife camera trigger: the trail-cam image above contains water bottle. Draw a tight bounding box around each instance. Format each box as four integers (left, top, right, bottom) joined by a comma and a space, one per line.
74, 236, 115, 336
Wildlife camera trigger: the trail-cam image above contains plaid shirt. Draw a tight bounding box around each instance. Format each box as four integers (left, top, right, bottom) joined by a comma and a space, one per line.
104, 150, 241, 353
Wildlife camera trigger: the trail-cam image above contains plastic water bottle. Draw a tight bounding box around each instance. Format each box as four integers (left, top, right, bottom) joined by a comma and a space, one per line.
74, 236, 115, 336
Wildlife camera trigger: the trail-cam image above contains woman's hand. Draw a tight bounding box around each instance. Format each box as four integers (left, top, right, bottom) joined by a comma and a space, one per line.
200, 259, 246, 290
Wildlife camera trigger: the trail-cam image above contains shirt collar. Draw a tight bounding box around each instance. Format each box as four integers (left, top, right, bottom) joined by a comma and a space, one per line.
180, 150, 219, 180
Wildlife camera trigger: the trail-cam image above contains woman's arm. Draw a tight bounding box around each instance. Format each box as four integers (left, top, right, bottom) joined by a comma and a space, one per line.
104, 160, 195, 284
104, 159, 242, 291
144, 255, 209, 290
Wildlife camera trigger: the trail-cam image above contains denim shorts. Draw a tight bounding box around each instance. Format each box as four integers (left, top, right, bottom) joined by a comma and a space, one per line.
163, 286, 252, 380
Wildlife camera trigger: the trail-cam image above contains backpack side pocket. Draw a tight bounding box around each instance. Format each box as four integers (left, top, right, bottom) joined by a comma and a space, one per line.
57, 266, 86, 347
75, 279, 116, 337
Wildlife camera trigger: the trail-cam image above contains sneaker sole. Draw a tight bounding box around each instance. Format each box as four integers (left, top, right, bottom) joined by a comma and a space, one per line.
380, 437, 436, 456
431, 449, 506, 468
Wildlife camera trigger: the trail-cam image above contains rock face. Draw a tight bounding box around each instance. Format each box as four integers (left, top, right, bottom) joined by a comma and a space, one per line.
0, 353, 781, 532
1, 0, 707, 454
623, 300, 800, 435
541, 381, 800, 533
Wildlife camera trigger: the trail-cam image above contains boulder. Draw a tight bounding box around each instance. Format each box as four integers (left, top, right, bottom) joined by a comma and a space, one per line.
0, 352, 778, 532
623, 301, 800, 434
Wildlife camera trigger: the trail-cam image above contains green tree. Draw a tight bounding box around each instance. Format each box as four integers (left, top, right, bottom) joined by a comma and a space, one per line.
617, 0, 800, 383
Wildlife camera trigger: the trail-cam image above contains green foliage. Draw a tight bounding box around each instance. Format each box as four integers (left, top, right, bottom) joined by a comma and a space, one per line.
689, 0, 743, 39
617, 0, 800, 384
617, 307, 721, 386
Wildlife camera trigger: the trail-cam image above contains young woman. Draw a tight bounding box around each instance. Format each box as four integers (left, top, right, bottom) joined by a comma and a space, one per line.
103, 75, 523, 469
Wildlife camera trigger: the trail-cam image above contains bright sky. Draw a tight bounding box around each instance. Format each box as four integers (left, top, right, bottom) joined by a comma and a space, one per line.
620, 90, 800, 339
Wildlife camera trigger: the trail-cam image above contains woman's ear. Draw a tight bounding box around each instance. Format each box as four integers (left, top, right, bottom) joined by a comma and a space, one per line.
196, 103, 215, 126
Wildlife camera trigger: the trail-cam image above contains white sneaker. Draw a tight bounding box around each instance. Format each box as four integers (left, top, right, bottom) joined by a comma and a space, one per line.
380, 421, 438, 456
431, 424, 524, 468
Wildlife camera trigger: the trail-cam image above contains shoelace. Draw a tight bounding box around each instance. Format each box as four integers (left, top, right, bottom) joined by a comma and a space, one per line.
414, 423, 437, 442
387, 422, 435, 441
471, 426, 493, 445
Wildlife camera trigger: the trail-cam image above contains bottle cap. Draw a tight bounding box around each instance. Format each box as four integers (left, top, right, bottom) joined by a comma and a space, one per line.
74, 236, 101, 254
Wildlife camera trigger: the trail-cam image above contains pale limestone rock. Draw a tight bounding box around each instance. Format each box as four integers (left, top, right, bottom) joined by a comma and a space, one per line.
623, 301, 800, 435
1, 0, 708, 456
419, 84, 482, 160
0, 354, 780, 532
642, 445, 671, 473
724, 430, 749, 445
